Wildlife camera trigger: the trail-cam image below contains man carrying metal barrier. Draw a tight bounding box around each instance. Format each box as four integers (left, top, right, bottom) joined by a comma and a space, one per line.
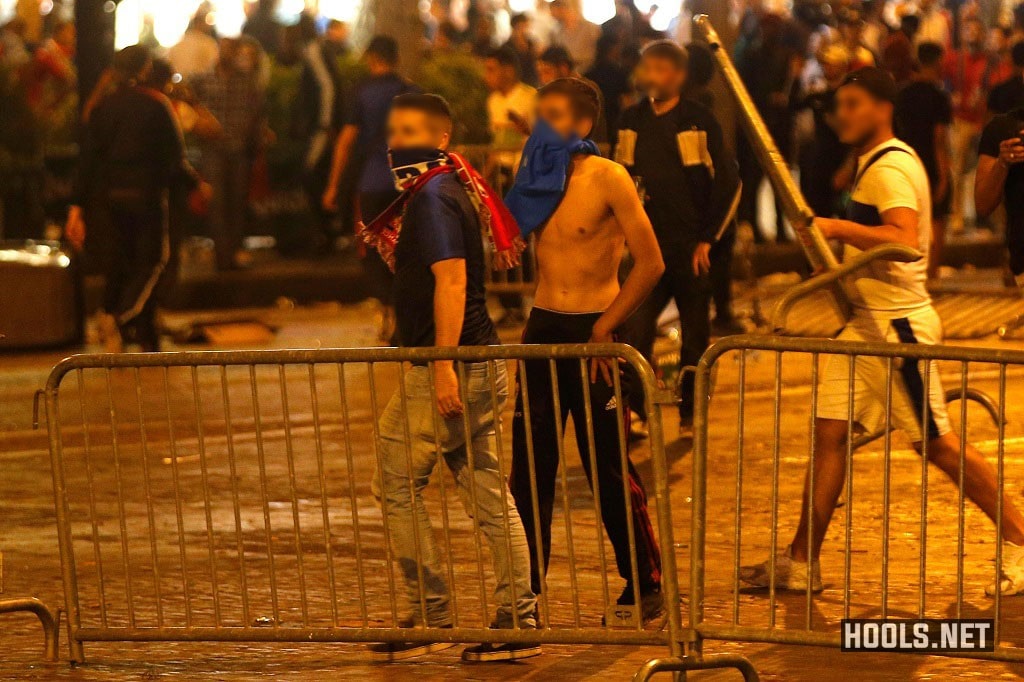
359, 93, 539, 661
740, 67, 1024, 596
503, 77, 667, 622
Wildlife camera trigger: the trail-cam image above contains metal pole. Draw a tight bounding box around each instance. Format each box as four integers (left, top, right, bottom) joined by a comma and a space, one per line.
693, 14, 849, 321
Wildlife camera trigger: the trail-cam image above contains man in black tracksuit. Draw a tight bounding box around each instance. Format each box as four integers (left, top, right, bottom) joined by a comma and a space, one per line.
66, 45, 205, 351
615, 41, 741, 430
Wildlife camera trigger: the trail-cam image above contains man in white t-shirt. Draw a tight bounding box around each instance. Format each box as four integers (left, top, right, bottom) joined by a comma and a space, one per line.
741, 67, 1024, 597
484, 46, 537, 177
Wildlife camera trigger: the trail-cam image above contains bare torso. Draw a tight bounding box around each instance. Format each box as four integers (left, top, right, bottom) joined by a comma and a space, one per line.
533, 155, 626, 313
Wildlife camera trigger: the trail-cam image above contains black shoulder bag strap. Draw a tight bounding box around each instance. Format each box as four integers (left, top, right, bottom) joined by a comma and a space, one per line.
852, 145, 912, 192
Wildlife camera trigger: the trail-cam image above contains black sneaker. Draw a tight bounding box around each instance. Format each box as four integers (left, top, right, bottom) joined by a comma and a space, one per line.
368, 640, 457, 661
461, 641, 542, 662
616, 582, 664, 624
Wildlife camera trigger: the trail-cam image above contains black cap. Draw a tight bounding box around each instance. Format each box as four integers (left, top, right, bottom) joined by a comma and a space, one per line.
839, 67, 898, 104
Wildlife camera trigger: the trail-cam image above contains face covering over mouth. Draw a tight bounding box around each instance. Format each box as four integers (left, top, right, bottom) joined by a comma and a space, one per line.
358, 147, 525, 272
503, 118, 601, 238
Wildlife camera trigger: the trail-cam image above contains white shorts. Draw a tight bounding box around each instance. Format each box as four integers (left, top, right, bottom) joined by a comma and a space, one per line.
816, 307, 951, 442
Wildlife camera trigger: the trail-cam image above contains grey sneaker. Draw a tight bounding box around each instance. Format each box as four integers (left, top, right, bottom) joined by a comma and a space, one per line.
740, 548, 823, 592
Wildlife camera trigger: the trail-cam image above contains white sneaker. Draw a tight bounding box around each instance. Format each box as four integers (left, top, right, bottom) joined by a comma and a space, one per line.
986, 542, 1024, 597
740, 548, 823, 592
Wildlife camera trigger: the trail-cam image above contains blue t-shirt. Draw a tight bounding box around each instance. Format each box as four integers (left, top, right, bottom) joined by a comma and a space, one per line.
348, 73, 418, 194
393, 173, 500, 348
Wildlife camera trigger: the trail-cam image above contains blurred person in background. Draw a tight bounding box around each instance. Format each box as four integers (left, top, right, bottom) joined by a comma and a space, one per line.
837, 8, 877, 70
943, 16, 989, 232
243, 0, 283, 58
484, 46, 536, 181
585, 33, 633, 147
914, 0, 953, 49
65, 45, 210, 353
0, 16, 30, 68
684, 40, 743, 335
192, 37, 267, 270
484, 45, 537, 325
615, 41, 740, 433
882, 13, 920, 87
861, 0, 887, 54
295, 12, 343, 253
168, 4, 219, 79
681, 41, 715, 108
799, 43, 852, 221
548, 0, 601, 72
976, 93, 1024, 287
322, 36, 419, 343
537, 45, 577, 85
323, 19, 351, 61
737, 13, 799, 242
503, 12, 539, 86
896, 41, 953, 277
26, 20, 76, 115
470, 11, 497, 57
988, 40, 1024, 115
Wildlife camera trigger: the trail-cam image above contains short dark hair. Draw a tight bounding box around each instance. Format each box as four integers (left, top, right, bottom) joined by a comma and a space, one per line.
539, 45, 575, 71
487, 45, 520, 69
510, 12, 530, 28
538, 77, 602, 136
365, 35, 399, 66
1013, 40, 1024, 68
916, 41, 944, 67
642, 39, 689, 70
840, 66, 898, 104
391, 92, 453, 132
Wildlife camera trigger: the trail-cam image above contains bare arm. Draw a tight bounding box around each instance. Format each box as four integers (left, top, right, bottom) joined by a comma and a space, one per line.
816, 206, 921, 251
593, 164, 665, 340
322, 124, 359, 210
431, 258, 468, 418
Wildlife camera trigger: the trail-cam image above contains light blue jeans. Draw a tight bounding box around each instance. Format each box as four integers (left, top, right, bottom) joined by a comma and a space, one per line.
372, 361, 537, 628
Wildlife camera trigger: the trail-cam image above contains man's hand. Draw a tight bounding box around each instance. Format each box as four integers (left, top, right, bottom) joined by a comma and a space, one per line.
322, 185, 339, 212
998, 135, 1024, 167
588, 319, 617, 387
692, 241, 712, 276
65, 205, 86, 252
433, 361, 464, 419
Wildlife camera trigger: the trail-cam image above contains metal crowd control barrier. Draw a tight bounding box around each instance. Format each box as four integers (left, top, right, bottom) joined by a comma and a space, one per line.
0, 597, 60, 661
41, 343, 754, 678
684, 334, 1024, 666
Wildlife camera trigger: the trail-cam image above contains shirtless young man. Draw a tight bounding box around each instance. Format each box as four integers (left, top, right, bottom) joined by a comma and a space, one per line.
505, 78, 667, 620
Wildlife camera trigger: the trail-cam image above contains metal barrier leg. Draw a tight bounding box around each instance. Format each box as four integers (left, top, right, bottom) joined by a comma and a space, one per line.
633, 654, 760, 682
0, 597, 61, 661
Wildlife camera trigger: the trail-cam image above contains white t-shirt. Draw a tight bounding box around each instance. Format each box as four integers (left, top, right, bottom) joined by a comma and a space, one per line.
843, 138, 932, 318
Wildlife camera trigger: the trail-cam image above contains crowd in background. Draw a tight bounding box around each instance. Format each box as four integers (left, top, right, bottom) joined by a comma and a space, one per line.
1, 0, 1024, 276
